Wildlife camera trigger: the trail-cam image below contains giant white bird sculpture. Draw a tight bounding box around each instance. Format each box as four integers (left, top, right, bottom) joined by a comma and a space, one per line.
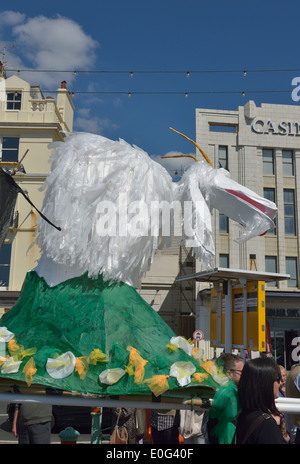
34, 129, 277, 288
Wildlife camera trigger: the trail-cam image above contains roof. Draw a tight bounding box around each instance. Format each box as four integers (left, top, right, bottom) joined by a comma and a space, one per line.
175, 267, 290, 284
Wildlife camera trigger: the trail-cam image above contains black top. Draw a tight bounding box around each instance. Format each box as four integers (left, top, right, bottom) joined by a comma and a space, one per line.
236, 410, 285, 444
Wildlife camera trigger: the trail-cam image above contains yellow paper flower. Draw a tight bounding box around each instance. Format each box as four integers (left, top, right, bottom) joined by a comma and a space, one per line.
87, 349, 109, 364
126, 346, 148, 385
21, 347, 37, 359
199, 360, 228, 386
192, 372, 209, 383
166, 343, 178, 352
200, 360, 215, 375
0, 356, 8, 367
144, 375, 170, 397
124, 363, 135, 376
7, 339, 21, 353
7, 339, 37, 361
23, 357, 37, 386
75, 356, 89, 380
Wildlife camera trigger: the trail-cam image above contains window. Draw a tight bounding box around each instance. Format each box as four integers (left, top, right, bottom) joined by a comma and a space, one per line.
286, 257, 298, 287
218, 146, 228, 170
0, 243, 11, 287
263, 188, 276, 234
219, 213, 229, 233
219, 253, 229, 268
263, 149, 274, 175
265, 256, 277, 287
284, 189, 296, 235
1, 137, 19, 162
210, 125, 236, 133
6, 92, 21, 110
282, 150, 294, 176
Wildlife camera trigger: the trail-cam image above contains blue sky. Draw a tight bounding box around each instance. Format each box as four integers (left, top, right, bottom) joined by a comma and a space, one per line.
1, 0, 300, 174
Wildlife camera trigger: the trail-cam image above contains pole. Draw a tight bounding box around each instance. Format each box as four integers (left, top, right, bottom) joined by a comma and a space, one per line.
224, 280, 232, 352
0, 392, 211, 412
91, 407, 103, 444
239, 277, 247, 359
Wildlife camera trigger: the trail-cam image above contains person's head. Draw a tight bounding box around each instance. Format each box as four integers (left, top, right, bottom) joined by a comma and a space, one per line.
220, 353, 244, 386
238, 357, 281, 415
279, 365, 287, 392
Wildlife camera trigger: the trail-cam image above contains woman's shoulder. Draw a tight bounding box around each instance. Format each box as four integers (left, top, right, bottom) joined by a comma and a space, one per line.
237, 410, 284, 444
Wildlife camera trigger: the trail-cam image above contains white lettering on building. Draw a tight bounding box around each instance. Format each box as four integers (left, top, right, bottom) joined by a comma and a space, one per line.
252, 119, 300, 135
291, 77, 300, 102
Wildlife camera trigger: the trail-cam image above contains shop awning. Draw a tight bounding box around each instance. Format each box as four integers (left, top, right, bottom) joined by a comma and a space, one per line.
175, 267, 290, 285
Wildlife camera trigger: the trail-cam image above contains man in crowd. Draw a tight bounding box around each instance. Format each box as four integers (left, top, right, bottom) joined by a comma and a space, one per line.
206, 352, 244, 444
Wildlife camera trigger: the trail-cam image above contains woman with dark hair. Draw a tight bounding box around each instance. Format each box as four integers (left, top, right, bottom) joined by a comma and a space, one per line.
236, 357, 286, 444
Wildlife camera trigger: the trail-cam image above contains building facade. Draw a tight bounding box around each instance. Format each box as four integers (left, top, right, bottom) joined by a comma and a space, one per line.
0, 74, 74, 312
194, 101, 300, 368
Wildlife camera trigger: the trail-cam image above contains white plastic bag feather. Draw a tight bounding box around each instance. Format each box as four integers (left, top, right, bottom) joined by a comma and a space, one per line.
175, 168, 215, 269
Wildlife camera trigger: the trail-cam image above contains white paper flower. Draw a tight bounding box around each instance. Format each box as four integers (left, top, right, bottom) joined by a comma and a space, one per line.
0, 327, 15, 343
99, 368, 125, 385
169, 336, 194, 356
169, 361, 196, 387
1, 356, 22, 374
46, 351, 76, 379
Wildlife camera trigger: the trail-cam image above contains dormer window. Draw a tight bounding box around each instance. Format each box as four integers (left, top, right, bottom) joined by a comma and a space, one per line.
6, 91, 22, 110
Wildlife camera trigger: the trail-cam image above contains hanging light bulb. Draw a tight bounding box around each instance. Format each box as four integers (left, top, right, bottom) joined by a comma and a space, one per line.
242, 91, 245, 97
130, 71, 133, 77
73, 71, 77, 77
186, 71, 190, 77
128, 92, 132, 97
243, 70, 247, 77
185, 92, 188, 98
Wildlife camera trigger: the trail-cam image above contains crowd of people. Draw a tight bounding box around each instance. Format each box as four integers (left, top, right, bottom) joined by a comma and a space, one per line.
11, 353, 300, 445
109, 353, 300, 445
107, 353, 300, 445
205, 353, 300, 444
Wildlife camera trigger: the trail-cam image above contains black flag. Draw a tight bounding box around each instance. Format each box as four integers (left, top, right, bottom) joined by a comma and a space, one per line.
0, 167, 61, 248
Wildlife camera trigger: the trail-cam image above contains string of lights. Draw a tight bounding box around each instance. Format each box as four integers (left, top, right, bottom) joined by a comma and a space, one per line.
70, 90, 291, 98
12, 89, 292, 98
6, 67, 300, 75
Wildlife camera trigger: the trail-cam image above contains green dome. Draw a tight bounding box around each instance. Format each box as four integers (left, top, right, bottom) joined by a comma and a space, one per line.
0, 271, 219, 396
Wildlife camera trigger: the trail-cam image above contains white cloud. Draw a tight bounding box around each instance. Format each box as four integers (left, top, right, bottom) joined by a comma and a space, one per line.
1, 11, 99, 88
0, 10, 25, 26
75, 108, 119, 135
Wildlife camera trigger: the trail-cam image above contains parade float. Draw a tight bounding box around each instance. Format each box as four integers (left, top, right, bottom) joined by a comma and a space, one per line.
0, 129, 277, 440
